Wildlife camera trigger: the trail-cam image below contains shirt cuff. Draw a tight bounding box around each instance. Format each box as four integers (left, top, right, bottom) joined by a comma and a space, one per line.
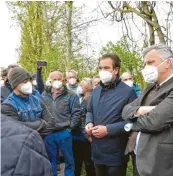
124, 123, 133, 132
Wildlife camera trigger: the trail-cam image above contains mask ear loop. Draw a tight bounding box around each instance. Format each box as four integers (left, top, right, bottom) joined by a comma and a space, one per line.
156, 58, 168, 69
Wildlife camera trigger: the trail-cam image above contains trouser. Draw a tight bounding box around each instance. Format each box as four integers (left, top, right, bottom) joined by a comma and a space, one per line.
95, 163, 127, 176
45, 129, 74, 176
131, 152, 140, 176
73, 140, 96, 176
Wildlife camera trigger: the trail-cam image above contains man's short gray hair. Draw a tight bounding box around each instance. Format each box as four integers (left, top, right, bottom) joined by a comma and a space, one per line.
143, 44, 173, 63
121, 72, 132, 80
81, 77, 93, 91
66, 69, 78, 78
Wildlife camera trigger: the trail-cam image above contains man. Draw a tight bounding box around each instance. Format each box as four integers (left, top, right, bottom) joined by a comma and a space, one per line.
92, 75, 100, 89
122, 44, 173, 176
121, 72, 141, 174
0, 64, 40, 103
121, 72, 141, 97
42, 71, 81, 176
66, 69, 79, 94
85, 54, 137, 176
73, 78, 96, 176
1, 64, 19, 103
1, 114, 52, 176
1, 67, 55, 136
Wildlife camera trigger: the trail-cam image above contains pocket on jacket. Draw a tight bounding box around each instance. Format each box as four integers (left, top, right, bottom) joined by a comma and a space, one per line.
156, 143, 173, 176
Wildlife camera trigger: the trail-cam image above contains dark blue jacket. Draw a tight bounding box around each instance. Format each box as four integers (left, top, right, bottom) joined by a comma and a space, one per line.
0, 80, 40, 103
41, 86, 81, 131
1, 92, 55, 136
72, 95, 91, 141
0, 82, 12, 103
1, 114, 52, 176
36, 68, 45, 94
86, 80, 137, 166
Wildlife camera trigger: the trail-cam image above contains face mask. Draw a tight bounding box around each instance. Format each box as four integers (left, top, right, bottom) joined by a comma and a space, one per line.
52, 80, 63, 89
76, 86, 83, 95
45, 80, 51, 87
20, 82, 33, 95
99, 71, 113, 84
32, 80, 37, 86
69, 78, 77, 85
0, 80, 4, 87
124, 80, 133, 87
141, 59, 167, 84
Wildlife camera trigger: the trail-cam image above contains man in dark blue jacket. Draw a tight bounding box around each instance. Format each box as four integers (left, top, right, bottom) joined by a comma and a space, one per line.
41, 71, 81, 176
85, 54, 137, 176
1, 64, 41, 103
1, 67, 55, 136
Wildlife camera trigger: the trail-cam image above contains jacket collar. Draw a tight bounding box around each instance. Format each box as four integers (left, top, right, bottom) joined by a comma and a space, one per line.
100, 77, 121, 89
12, 92, 29, 101
140, 76, 173, 105
47, 85, 68, 97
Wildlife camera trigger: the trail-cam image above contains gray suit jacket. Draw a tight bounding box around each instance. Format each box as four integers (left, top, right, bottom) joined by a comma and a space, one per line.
122, 77, 173, 176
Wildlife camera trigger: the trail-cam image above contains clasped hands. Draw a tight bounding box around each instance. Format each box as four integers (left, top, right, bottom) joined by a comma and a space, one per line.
85, 106, 156, 141
85, 123, 108, 140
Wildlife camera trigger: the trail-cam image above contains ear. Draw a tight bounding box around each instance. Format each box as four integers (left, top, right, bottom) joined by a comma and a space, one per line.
166, 59, 172, 69
113, 67, 119, 76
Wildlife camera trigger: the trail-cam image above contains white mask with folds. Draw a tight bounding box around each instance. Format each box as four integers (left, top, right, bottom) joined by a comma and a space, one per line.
20, 82, 33, 94
52, 81, 63, 89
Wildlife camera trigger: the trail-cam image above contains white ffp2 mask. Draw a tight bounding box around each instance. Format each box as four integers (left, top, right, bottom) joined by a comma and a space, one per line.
76, 86, 83, 95
124, 80, 133, 87
142, 59, 167, 84
69, 78, 77, 85
99, 71, 113, 84
20, 82, 33, 94
52, 81, 63, 89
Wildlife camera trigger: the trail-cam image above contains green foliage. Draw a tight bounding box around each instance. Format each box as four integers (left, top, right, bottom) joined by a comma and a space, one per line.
19, 2, 44, 73
101, 36, 146, 90
7, 2, 98, 81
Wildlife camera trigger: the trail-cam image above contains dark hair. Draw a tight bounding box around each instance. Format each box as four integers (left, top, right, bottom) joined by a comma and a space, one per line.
2, 64, 19, 77
100, 54, 121, 69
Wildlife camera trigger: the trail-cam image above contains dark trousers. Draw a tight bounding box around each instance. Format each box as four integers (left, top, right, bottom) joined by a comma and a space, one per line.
73, 140, 96, 176
95, 163, 127, 176
131, 152, 140, 176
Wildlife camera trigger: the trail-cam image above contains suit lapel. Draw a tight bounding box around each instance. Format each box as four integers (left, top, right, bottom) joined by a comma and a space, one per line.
140, 84, 155, 106
149, 77, 173, 105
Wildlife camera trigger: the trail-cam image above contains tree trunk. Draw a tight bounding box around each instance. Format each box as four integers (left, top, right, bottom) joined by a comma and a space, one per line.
141, 2, 155, 45
148, 2, 166, 44
66, 1, 73, 70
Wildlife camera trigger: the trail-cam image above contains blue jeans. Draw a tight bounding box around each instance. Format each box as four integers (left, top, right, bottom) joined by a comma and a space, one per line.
45, 129, 74, 176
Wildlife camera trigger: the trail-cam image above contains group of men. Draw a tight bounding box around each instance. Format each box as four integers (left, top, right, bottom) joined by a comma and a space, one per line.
1, 43, 173, 176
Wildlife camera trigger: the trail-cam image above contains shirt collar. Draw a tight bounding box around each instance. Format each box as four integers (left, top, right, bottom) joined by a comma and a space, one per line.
160, 74, 173, 86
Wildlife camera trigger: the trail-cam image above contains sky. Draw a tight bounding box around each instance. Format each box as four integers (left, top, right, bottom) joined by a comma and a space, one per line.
0, 1, 124, 68
0, 1, 172, 68
0, 1, 20, 68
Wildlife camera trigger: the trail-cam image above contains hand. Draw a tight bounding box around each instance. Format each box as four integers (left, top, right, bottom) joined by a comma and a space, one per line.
88, 136, 92, 142
85, 123, 94, 135
91, 125, 108, 138
136, 106, 156, 115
